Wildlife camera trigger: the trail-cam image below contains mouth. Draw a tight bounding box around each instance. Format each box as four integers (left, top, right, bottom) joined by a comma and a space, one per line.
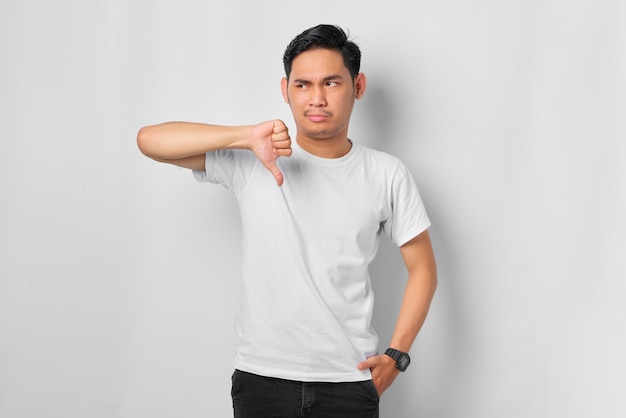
305, 111, 331, 122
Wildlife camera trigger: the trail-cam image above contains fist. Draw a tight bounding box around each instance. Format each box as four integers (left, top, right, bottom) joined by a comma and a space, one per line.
270, 119, 292, 158
250, 120, 292, 186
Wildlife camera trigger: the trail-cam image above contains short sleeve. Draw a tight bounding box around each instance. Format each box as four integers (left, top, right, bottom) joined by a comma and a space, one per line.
192, 149, 258, 192
382, 162, 431, 247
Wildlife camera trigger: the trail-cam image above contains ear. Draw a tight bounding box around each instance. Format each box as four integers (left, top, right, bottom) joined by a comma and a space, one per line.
354, 73, 367, 99
281, 77, 289, 103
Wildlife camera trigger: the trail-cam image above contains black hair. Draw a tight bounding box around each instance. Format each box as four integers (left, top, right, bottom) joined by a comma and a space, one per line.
282, 24, 361, 80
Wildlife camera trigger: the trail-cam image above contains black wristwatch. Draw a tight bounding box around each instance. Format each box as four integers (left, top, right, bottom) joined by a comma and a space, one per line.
384, 348, 411, 372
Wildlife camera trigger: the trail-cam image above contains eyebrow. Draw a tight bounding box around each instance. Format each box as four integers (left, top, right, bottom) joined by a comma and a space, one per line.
291, 74, 345, 84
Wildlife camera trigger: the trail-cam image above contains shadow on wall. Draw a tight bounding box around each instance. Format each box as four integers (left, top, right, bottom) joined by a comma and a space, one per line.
364, 80, 468, 417
356, 81, 397, 153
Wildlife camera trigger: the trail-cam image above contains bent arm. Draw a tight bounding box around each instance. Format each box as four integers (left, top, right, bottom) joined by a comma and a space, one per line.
137, 120, 292, 185
390, 229, 438, 352
357, 229, 437, 395
136, 122, 254, 171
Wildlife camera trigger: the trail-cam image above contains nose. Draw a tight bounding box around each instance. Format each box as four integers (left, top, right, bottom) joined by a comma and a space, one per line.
309, 85, 327, 107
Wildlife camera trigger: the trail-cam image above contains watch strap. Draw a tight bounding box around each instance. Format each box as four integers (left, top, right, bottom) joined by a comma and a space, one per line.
384, 348, 411, 371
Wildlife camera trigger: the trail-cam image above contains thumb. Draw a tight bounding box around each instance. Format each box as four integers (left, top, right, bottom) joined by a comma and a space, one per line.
265, 160, 284, 187
357, 358, 375, 371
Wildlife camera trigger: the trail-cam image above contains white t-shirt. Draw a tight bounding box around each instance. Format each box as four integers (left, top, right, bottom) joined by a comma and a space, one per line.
194, 141, 430, 382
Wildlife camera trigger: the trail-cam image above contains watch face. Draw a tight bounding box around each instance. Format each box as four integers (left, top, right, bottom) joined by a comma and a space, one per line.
398, 354, 410, 371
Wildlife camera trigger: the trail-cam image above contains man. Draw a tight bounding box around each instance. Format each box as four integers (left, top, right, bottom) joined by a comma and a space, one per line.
137, 24, 437, 418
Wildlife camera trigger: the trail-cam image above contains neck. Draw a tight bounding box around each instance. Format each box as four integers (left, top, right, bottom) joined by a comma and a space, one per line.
296, 135, 353, 159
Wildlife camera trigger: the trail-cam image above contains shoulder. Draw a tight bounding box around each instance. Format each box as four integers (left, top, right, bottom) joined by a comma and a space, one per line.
357, 144, 407, 173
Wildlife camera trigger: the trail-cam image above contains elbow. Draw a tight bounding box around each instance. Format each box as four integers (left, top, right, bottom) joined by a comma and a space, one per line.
137, 125, 167, 161
429, 259, 438, 295
136, 126, 153, 157
419, 259, 438, 298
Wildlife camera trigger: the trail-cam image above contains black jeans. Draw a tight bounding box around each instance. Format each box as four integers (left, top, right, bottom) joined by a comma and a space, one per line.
231, 369, 379, 418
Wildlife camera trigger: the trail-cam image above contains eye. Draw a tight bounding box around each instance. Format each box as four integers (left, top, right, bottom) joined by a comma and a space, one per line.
293, 81, 309, 89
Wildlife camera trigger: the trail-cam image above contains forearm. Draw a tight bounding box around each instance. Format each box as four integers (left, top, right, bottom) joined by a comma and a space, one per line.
357, 248, 437, 396
388, 267, 437, 353
137, 122, 252, 161
389, 231, 438, 353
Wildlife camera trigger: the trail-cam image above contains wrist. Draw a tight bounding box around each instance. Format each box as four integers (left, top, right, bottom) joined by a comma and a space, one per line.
248, 121, 275, 151
227, 125, 255, 151
384, 348, 411, 372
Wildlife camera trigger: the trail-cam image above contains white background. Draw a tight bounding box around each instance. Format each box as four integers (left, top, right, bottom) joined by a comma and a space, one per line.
1, 0, 625, 417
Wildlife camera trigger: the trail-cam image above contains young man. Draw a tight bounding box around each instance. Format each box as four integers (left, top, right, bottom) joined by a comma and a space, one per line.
137, 24, 437, 418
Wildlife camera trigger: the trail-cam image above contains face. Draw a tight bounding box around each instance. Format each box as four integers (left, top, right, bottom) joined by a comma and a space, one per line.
281, 48, 366, 144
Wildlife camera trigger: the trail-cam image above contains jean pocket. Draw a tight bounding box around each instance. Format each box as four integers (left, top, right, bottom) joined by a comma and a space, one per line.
362, 379, 380, 402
